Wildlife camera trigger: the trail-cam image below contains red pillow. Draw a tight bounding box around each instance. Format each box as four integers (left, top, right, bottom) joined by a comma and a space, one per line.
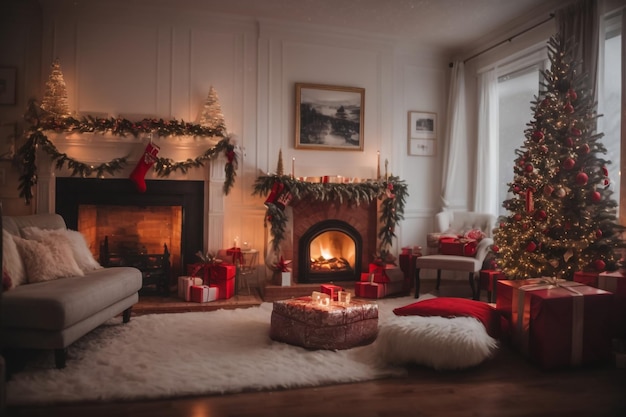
393, 297, 502, 339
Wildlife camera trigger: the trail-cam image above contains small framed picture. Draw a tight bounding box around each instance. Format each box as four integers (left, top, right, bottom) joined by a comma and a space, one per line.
0, 67, 17, 105
408, 111, 436, 156
295, 83, 365, 151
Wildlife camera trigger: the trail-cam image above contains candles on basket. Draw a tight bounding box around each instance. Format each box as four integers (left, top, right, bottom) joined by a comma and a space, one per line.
311, 290, 351, 306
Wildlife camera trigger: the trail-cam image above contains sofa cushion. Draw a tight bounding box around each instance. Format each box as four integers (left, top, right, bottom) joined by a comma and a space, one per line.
2, 229, 26, 289
1, 267, 143, 331
22, 227, 102, 273
13, 234, 84, 283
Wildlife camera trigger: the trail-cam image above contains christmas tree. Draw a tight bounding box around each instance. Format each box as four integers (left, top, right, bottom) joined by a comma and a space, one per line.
197, 86, 226, 133
40, 58, 70, 117
493, 35, 625, 281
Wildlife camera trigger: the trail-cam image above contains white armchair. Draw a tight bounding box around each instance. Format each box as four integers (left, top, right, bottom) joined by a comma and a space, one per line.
415, 211, 496, 300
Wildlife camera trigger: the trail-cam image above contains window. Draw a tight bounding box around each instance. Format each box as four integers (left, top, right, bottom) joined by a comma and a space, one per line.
599, 11, 622, 216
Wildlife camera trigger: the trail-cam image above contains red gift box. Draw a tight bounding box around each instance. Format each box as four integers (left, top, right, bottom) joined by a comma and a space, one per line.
479, 270, 506, 303
439, 237, 477, 257
367, 263, 406, 284
573, 271, 599, 287
190, 285, 219, 303
598, 271, 626, 338
320, 284, 344, 301
496, 278, 613, 369
188, 262, 236, 299
355, 282, 386, 299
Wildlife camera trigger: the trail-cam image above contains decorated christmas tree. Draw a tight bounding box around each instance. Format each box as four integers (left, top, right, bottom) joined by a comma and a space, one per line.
197, 86, 226, 133
40, 58, 70, 117
493, 35, 625, 280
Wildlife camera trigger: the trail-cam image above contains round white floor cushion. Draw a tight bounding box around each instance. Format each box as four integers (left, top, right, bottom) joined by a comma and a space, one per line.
374, 315, 498, 370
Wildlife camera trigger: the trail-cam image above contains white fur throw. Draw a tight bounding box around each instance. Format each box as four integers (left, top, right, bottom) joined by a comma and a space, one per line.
374, 315, 498, 370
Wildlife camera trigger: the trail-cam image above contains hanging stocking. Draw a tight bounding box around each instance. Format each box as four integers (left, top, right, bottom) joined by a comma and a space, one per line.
264, 182, 285, 207
129, 142, 160, 193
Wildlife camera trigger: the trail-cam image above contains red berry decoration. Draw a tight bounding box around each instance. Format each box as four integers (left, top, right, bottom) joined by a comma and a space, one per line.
590, 191, 602, 202
594, 259, 606, 272
562, 158, 575, 170
575, 172, 588, 185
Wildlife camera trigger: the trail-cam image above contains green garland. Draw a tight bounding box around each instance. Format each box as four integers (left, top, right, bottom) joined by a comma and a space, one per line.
252, 175, 408, 256
16, 100, 238, 203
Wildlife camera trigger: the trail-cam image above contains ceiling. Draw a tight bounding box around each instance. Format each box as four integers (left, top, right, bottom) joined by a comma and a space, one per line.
146, 0, 565, 55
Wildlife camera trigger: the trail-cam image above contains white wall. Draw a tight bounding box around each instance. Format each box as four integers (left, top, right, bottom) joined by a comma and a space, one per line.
0, 0, 451, 255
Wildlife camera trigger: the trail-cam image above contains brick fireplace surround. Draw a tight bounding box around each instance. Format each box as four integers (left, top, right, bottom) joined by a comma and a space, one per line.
286, 197, 379, 284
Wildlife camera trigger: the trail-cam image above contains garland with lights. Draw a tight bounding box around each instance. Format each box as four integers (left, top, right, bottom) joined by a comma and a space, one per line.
252, 174, 408, 257
16, 99, 237, 204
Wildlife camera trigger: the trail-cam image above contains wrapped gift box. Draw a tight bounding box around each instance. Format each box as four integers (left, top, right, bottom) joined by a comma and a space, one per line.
573, 271, 600, 287
367, 263, 407, 284
496, 278, 613, 369
187, 262, 236, 299
190, 285, 219, 303
599, 271, 626, 338
320, 284, 344, 301
355, 282, 385, 299
439, 237, 478, 257
479, 270, 506, 302
178, 276, 203, 301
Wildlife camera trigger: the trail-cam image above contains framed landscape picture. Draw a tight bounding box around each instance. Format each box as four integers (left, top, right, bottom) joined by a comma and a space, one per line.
295, 83, 365, 151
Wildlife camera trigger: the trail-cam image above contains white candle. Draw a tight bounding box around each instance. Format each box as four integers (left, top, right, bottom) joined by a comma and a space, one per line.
377, 151, 380, 179
292, 157, 295, 178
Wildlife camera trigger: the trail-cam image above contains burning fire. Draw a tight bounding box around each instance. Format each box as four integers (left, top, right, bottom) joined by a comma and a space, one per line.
309, 231, 355, 272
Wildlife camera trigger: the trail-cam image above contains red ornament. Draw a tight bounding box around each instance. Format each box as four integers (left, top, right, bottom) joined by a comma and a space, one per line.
532, 131, 544, 142
534, 210, 547, 220
539, 145, 548, 153
562, 158, 576, 170
602, 166, 609, 177
525, 189, 534, 212
565, 137, 574, 147
525, 164, 534, 173
604, 178, 610, 188
541, 98, 551, 107
492, 245, 499, 253
590, 191, 602, 202
514, 213, 522, 221
571, 127, 582, 136
596, 229, 603, 239
594, 259, 606, 272
543, 185, 554, 196
575, 172, 588, 185
567, 88, 578, 100
577, 143, 590, 154
526, 241, 537, 252
564, 102, 574, 114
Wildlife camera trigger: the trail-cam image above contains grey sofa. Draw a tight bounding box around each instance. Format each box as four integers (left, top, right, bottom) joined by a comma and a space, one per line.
1, 213, 142, 368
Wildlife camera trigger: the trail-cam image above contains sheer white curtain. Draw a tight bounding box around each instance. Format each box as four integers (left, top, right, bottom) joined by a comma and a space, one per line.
474, 69, 499, 216
441, 60, 467, 210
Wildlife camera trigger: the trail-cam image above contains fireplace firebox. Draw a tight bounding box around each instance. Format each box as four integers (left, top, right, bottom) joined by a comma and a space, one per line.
55, 177, 204, 292
298, 220, 362, 283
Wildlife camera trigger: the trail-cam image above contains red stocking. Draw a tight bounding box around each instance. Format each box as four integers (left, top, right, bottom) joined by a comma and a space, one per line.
129, 142, 160, 192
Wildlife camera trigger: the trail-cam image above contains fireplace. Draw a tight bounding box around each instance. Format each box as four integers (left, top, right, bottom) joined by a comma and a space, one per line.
298, 219, 362, 283
289, 197, 377, 284
55, 177, 204, 291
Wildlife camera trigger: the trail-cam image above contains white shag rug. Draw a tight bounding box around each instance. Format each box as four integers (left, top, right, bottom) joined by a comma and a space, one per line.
6, 295, 497, 405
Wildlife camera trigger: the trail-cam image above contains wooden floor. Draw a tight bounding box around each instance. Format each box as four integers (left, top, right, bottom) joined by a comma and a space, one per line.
4, 281, 626, 417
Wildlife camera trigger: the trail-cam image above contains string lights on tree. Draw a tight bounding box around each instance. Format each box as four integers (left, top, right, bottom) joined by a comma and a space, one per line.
40, 58, 71, 118
493, 35, 625, 280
